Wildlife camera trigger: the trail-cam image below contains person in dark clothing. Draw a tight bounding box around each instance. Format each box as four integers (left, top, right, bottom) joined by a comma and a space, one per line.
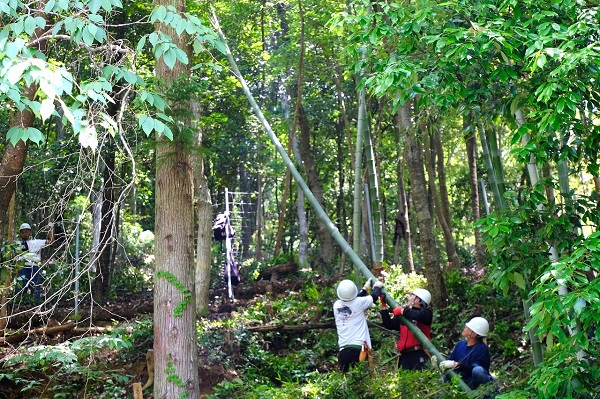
440, 317, 493, 389
380, 288, 433, 370
334, 278, 384, 372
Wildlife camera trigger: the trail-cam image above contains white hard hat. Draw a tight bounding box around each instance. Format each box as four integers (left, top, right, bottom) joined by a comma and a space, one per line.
412, 288, 431, 305
466, 317, 489, 337
337, 279, 358, 301
19, 223, 31, 231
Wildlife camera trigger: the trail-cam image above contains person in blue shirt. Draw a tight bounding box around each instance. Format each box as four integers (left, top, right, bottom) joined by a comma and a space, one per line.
440, 317, 493, 389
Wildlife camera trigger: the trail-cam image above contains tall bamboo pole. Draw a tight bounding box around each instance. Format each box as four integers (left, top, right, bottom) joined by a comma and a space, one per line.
210, 10, 471, 393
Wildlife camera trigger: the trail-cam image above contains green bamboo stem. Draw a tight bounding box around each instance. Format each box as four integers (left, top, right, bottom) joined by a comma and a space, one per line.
478, 123, 504, 209
210, 9, 471, 394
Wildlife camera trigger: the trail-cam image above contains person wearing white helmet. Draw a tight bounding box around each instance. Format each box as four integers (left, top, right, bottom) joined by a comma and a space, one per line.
379, 288, 433, 370
333, 277, 384, 371
440, 316, 493, 389
16, 222, 54, 301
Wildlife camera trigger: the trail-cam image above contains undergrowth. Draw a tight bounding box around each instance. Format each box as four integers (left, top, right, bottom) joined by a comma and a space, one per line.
0, 268, 532, 398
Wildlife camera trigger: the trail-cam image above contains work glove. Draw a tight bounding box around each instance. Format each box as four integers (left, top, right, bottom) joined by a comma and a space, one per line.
363, 278, 372, 291
373, 281, 384, 289
392, 306, 403, 316
430, 356, 438, 369
379, 294, 387, 310
439, 360, 458, 370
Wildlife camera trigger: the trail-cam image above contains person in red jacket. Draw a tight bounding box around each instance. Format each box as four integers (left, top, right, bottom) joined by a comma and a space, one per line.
380, 288, 433, 370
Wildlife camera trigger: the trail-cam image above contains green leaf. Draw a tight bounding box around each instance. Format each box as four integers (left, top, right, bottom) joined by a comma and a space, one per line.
123, 70, 139, 85
5, 39, 24, 58
7, 61, 28, 85
148, 32, 159, 47
162, 125, 173, 140
513, 272, 526, 290
140, 115, 155, 135
83, 24, 97, 45
163, 48, 177, 69
88, 0, 102, 14
6, 126, 44, 145
211, 38, 227, 55
556, 97, 565, 113
39, 98, 55, 121
23, 15, 37, 35
136, 35, 147, 52
151, 5, 167, 23
6, 126, 25, 145
573, 297, 586, 315
28, 127, 44, 144
536, 53, 547, 69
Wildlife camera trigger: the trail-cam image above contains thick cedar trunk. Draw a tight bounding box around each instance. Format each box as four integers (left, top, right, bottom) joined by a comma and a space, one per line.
297, 103, 335, 268
153, 0, 199, 396
406, 103, 447, 307
464, 114, 486, 268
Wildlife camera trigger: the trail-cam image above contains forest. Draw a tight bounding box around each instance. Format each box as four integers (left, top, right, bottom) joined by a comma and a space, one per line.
0, 0, 599, 398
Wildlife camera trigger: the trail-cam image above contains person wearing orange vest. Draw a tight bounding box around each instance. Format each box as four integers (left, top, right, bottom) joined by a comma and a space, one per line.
380, 288, 433, 370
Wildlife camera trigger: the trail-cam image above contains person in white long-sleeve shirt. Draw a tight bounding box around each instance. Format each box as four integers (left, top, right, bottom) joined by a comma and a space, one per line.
333, 278, 383, 371
16, 223, 53, 301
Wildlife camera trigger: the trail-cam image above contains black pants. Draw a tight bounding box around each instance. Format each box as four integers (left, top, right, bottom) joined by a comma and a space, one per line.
338, 347, 361, 372
399, 349, 428, 371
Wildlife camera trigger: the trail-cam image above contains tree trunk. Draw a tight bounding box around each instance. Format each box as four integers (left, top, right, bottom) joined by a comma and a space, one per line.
0, 139, 28, 240
0, 1, 51, 235
192, 101, 212, 317
292, 134, 309, 267
92, 148, 116, 303
463, 114, 486, 268
297, 103, 335, 268
478, 123, 504, 210
395, 102, 415, 272
423, 121, 462, 271
153, 0, 199, 396
406, 102, 447, 307
364, 127, 384, 267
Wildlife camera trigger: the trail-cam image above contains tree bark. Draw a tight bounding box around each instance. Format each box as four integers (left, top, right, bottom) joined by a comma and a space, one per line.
297, 103, 335, 268
153, 0, 199, 396
463, 114, 486, 268
395, 102, 415, 272
92, 146, 116, 303
192, 102, 212, 317
423, 121, 462, 270
405, 102, 447, 307
0, 0, 50, 247
292, 134, 309, 267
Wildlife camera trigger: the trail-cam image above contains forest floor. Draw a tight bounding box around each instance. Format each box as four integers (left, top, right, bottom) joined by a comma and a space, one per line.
1, 270, 523, 398
0, 274, 333, 398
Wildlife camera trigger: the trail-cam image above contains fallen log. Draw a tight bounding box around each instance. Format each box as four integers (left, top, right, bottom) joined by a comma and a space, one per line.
246, 322, 334, 332
0, 321, 75, 345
